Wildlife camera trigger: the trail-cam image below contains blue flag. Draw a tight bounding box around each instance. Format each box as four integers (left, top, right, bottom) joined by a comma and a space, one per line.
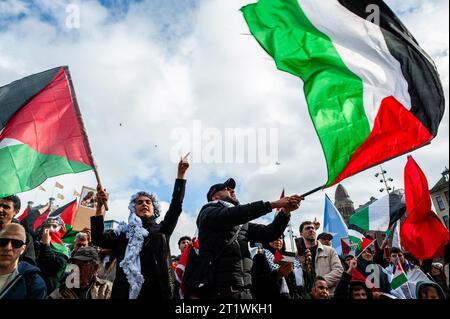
323, 194, 348, 255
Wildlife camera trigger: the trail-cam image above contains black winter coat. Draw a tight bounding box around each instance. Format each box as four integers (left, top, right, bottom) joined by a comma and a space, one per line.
197, 200, 290, 290
34, 242, 68, 293
91, 179, 186, 299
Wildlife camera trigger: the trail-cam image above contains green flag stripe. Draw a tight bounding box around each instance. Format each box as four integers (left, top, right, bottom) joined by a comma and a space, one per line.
349, 207, 370, 231
50, 242, 70, 258
242, 0, 369, 186
391, 272, 408, 290
0, 143, 93, 197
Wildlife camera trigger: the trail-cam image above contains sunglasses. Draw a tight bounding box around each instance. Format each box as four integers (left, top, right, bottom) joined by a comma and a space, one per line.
0, 238, 25, 249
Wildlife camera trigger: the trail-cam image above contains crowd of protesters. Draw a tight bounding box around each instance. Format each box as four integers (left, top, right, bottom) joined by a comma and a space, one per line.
0, 155, 449, 300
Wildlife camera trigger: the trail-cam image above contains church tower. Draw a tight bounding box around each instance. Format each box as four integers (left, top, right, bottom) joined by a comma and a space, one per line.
334, 184, 355, 225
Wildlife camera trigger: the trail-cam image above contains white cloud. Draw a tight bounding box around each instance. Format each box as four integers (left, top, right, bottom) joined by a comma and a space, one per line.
1, 0, 448, 251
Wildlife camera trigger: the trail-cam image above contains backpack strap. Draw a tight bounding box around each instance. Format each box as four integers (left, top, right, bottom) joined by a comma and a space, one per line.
214, 224, 243, 262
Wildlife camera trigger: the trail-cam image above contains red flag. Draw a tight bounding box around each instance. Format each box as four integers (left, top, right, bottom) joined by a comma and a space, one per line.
400, 156, 449, 260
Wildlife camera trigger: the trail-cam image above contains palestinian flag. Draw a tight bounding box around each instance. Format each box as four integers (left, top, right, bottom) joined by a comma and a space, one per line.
50, 200, 78, 249
390, 260, 408, 290
18, 202, 51, 236
348, 228, 375, 254
353, 259, 392, 293
341, 238, 358, 256
242, 0, 445, 187
32, 199, 78, 253
0, 66, 95, 197
349, 193, 406, 232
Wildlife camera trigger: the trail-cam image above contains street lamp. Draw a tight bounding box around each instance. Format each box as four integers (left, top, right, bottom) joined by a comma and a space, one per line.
375, 166, 394, 194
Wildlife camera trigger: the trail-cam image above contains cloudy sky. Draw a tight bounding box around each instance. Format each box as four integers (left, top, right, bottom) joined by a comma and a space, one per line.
1, 0, 448, 253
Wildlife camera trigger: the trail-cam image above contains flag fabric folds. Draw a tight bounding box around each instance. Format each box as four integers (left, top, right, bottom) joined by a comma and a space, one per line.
400, 156, 449, 260
349, 193, 406, 232
323, 194, 348, 254
0, 66, 95, 197
242, 0, 444, 187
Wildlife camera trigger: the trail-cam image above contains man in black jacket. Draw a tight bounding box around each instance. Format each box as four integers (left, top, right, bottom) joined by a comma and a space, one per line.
196, 178, 303, 299
92, 155, 189, 299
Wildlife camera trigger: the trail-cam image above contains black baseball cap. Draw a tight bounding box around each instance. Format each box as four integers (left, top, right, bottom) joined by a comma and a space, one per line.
207, 178, 236, 202
317, 232, 334, 241
70, 246, 99, 264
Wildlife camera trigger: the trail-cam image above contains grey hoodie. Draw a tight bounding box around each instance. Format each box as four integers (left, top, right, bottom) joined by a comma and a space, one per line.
416, 280, 446, 299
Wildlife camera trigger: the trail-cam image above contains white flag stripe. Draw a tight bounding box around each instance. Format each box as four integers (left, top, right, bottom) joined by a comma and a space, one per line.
298, 0, 411, 129
368, 193, 390, 231
0, 138, 23, 149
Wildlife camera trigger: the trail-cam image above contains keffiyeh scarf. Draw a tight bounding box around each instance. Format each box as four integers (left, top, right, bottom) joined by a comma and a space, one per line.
263, 249, 304, 293
114, 192, 157, 299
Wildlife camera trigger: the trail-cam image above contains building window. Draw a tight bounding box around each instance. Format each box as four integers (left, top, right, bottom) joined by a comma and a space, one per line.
443, 216, 449, 229
436, 196, 446, 211
445, 191, 449, 204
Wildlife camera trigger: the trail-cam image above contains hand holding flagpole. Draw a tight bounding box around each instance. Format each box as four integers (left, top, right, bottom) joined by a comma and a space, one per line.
94, 167, 108, 212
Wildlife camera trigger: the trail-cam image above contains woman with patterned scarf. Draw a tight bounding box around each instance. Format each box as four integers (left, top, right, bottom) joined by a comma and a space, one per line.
251, 234, 305, 299
91, 155, 189, 299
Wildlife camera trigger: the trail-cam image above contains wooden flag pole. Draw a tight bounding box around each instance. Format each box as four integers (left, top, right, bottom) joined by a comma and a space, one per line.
94, 167, 109, 212
65, 66, 109, 212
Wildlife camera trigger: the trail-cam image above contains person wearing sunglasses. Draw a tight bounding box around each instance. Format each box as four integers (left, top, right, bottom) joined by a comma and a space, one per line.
0, 195, 36, 265
0, 223, 47, 299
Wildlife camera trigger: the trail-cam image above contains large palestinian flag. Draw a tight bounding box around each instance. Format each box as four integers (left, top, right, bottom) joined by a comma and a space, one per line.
242, 0, 445, 187
0, 66, 95, 197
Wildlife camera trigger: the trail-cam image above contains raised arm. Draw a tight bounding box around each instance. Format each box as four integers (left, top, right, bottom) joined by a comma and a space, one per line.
198, 195, 303, 231
160, 154, 189, 235
247, 210, 291, 243
90, 185, 120, 249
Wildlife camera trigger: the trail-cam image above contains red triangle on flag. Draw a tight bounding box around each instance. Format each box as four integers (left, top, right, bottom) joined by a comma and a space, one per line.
33, 210, 51, 231
273, 249, 284, 264
351, 268, 367, 282
361, 238, 376, 253
57, 200, 77, 226
341, 238, 351, 255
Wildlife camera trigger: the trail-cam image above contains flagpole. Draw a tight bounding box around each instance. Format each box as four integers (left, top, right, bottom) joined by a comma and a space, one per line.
355, 239, 377, 259
300, 185, 325, 198
65, 66, 108, 211
93, 167, 109, 211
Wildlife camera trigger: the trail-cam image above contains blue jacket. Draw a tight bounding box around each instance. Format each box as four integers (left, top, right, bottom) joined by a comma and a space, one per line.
0, 261, 47, 299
